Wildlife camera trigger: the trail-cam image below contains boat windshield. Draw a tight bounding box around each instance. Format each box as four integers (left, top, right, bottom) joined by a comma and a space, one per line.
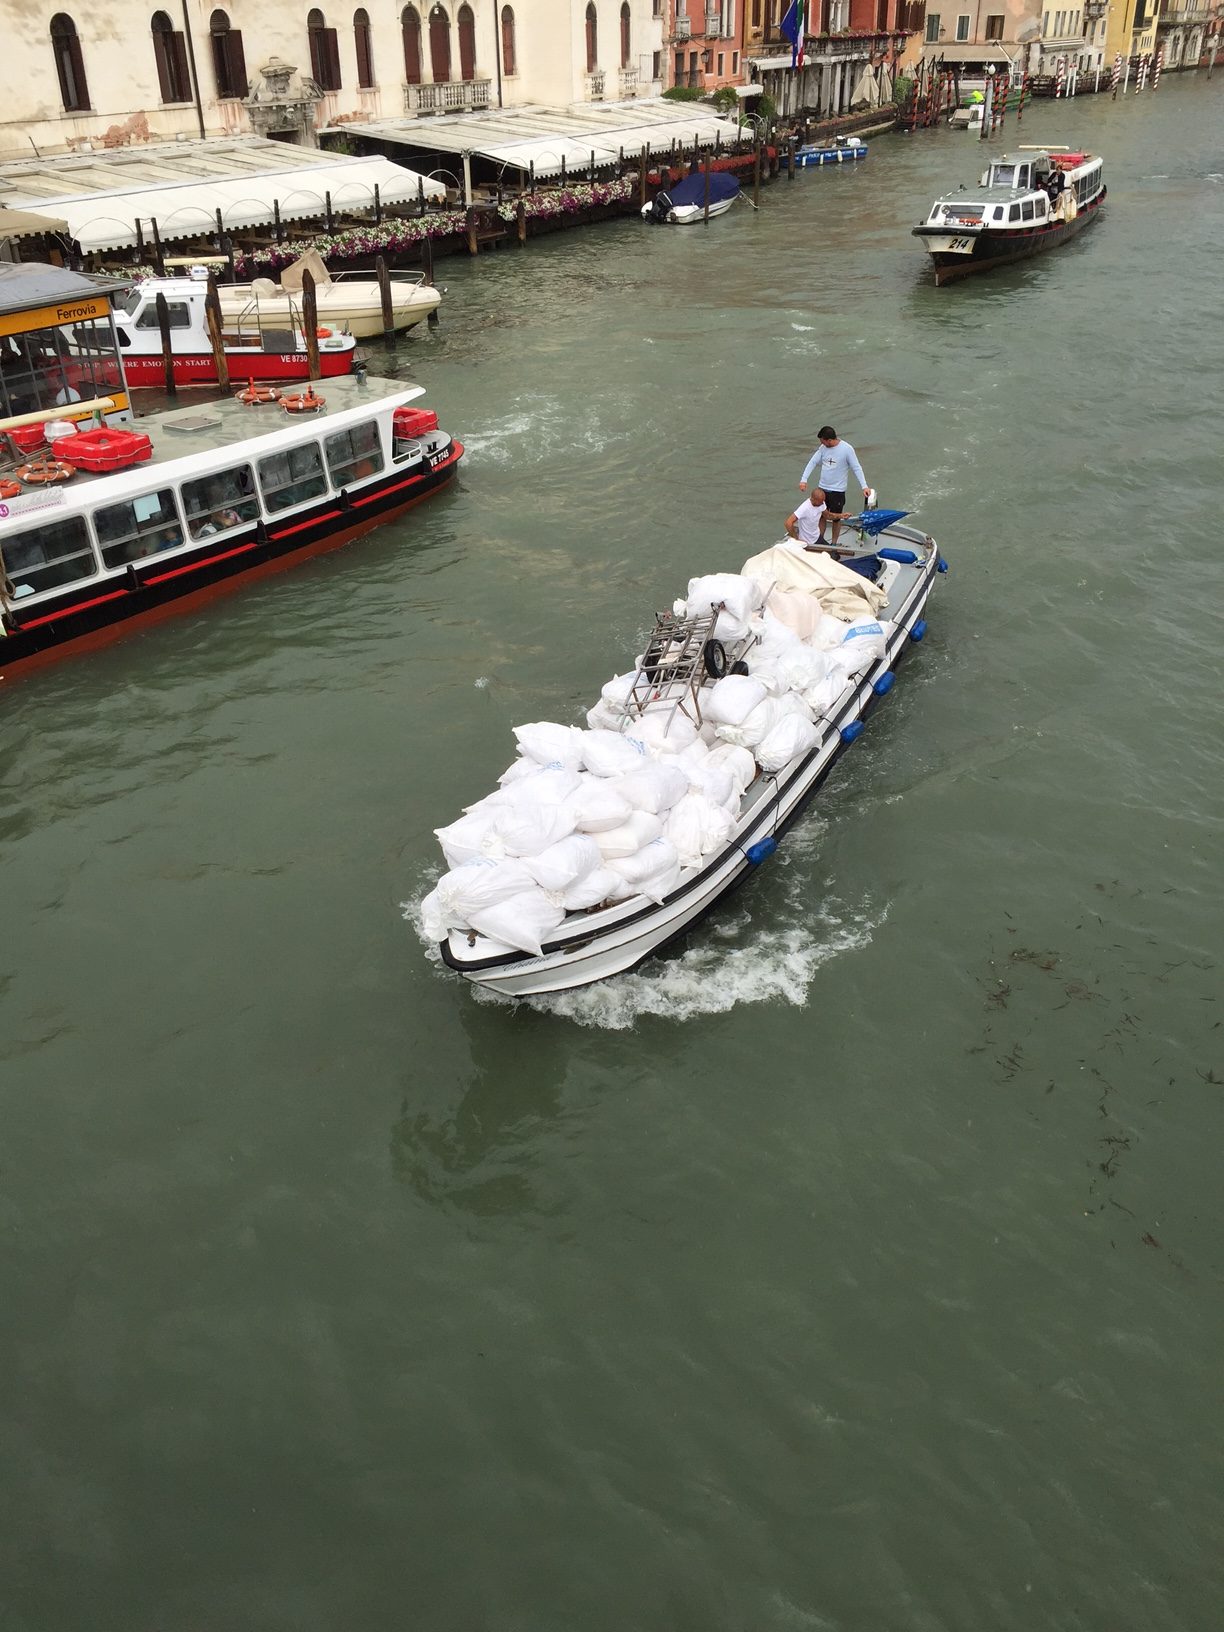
118, 289, 143, 316
992, 163, 1017, 186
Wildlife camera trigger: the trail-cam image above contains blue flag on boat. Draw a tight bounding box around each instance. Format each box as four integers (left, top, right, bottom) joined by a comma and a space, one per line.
779, 0, 805, 67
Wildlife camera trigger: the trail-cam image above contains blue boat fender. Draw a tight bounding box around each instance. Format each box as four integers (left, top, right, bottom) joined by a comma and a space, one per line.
910, 618, 928, 642
873, 671, 895, 696
840, 720, 865, 744
937, 555, 950, 574
744, 836, 778, 865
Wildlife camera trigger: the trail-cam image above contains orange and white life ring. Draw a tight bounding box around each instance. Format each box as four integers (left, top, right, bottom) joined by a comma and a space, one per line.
235, 384, 282, 405
0, 478, 23, 499
282, 386, 326, 414
15, 458, 74, 485
315, 326, 333, 339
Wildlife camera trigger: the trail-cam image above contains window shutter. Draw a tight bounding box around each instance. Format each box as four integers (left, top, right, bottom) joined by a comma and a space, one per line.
228, 28, 247, 95
154, 30, 174, 102
172, 30, 191, 100
324, 26, 342, 89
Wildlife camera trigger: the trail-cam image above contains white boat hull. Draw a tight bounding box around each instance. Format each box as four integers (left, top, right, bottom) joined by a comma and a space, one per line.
442, 535, 941, 995
218, 281, 441, 338
640, 196, 738, 225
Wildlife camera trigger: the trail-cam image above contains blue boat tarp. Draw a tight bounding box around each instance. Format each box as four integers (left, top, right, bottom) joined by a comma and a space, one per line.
662, 171, 741, 208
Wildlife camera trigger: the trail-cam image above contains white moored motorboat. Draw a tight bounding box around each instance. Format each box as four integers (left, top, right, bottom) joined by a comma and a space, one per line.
422, 517, 945, 996
217, 251, 441, 338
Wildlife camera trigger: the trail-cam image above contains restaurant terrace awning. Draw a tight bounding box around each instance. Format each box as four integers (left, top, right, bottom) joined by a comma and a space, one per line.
328, 101, 746, 180
922, 41, 1022, 61
0, 139, 445, 253
0, 207, 71, 239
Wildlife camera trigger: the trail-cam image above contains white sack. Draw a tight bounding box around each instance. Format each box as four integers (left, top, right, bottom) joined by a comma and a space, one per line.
419, 887, 454, 942
715, 696, 785, 752
703, 674, 769, 727
686, 572, 763, 627
468, 890, 566, 957
756, 712, 822, 773
494, 802, 576, 858
608, 836, 680, 892
560, 866, 632, 911
681, 759, 736, 811
498, 766, 582, 807
594, 810, 664, 859
435, 809, 504, 867
586, 700, 627, 733
599, 671, 639, 715
524, 833, 601, 894
631, 707, 699, 755
665, 792, 737, 867
839, 617, 888, 665
705, 743, 758, 794
812, 612, 852, 650
567, 778, 634, 833
513, 721, 585, 770
615, 761, 690, 815
581, 728, 651, 779
435, 856, 537, 919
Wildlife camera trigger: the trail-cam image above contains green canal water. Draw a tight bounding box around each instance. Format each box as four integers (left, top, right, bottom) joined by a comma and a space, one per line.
3, 79, 1223, 1631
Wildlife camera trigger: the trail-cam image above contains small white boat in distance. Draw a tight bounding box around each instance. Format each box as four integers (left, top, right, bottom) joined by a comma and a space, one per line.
216, 250, 441, 338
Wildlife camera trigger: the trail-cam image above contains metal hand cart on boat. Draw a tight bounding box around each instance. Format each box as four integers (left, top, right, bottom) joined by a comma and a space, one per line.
625, 600, 760, 728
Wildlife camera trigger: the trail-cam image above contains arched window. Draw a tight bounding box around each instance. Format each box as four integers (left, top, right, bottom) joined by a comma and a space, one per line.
354, 6, 374, 85
50, 14, 90, 111
151, 10, 192, 103
457, 3, 476, 79
308, 7, 342, 90
210, 9, 247, 99
402, 5, 422, 81
500, 4, 516, 75
428, 4, 451, 81
619, 1, 630, 67
585, 2, 598, 71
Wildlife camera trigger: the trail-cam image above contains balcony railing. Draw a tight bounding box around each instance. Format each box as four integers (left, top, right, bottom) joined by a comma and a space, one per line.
808, 29, 904, 56
586, 69, 607, 98
619, 66, 640, 95
403, 77, 491, 115
1157, 6, 1212, 21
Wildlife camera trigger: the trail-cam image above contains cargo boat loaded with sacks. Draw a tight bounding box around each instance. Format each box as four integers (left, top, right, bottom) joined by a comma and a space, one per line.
421, 522, 945, 996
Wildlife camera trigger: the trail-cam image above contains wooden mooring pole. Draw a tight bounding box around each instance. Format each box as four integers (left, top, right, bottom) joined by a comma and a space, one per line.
703, 155, 712, 222
300, 269, 321, 381
154, 291, 176, 396
204, 273, 229, 392
375, 255, 395, 344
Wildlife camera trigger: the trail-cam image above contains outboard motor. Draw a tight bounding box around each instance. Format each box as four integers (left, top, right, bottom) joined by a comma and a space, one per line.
647, 190, 673, 224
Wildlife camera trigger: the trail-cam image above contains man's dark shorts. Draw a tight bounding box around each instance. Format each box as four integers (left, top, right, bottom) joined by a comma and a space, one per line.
823, 489, 846, 515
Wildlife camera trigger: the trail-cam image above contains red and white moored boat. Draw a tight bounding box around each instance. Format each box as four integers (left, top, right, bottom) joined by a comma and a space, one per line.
72, 270, 358, 388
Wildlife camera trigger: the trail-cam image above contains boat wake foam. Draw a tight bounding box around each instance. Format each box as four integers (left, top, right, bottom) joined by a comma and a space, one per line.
510, 909, 879, 1029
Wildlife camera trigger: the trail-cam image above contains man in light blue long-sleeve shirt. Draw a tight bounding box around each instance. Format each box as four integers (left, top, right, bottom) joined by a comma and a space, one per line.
799, 425, 873, 550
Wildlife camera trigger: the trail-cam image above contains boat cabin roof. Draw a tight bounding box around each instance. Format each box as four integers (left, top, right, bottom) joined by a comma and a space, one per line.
0, 374, 423, 524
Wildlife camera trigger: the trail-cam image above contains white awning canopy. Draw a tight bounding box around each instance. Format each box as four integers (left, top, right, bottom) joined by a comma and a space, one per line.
335, 101, 746, 180
0, 142, 445, 253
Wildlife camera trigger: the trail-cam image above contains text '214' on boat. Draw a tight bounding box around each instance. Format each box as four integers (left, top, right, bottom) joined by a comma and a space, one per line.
420, 516, 946, 996
0, 380, 462, 674
912, 146, 1105, 284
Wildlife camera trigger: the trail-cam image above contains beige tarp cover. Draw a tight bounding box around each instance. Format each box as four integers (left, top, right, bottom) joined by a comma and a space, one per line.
742, 543, 887, 629
279, 249, 332, 291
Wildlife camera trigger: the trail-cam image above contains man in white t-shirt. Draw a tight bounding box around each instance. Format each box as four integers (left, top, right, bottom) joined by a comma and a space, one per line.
785, 489, 829, 550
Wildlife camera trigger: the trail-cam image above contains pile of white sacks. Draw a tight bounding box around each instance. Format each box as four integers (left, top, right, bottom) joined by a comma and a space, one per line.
422, 568, 892, 957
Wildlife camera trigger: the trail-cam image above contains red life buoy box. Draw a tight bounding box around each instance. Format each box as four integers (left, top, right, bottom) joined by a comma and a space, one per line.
393, 406, 439, 438
56, 428, 153, 473
9, 425, 46, 454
